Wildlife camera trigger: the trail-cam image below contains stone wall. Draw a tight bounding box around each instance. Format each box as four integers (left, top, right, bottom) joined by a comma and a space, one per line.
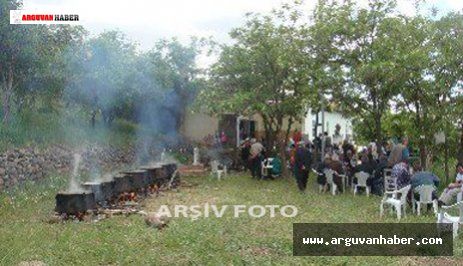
0, 144, 137, 190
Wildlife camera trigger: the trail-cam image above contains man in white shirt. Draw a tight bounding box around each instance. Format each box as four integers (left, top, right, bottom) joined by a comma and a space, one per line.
249, 138, 265, 179
439, 163, 463, 205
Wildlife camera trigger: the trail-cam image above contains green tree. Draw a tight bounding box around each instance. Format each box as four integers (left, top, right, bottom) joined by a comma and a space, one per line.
1, 1, 85, 126
428, 13, 463, 164
313, 0, 403, 143
199, 2, 314, 175
143, 38, 205, 132
391, 15, 437, 169
0, 0, 46, 124
66, 30, 138, 126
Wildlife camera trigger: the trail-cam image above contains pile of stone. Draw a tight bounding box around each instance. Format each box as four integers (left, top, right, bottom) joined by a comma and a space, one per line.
0, 144, 136, 191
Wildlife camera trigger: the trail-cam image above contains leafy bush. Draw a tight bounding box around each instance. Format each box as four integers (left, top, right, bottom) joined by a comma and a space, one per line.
0, 107, 138, 151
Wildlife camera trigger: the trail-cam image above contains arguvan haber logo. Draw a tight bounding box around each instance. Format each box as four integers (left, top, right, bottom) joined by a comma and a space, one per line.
10, 10, 81, 24
21, 14, 54, 21
21, 14, 79, 21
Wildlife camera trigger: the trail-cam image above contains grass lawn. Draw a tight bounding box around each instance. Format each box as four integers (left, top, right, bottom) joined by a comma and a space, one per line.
1, 172, 462, 265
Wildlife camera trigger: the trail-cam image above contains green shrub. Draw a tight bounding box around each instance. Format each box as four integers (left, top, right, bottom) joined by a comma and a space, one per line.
0, 107, 138, 150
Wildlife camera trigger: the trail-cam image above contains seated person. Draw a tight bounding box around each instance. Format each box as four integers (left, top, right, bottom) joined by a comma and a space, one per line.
410, 161, 439, 200
269, 156, 282, 177
438, 163, 463, 206
371, 154, 388, 195
354, 155, 375, 175
353, 155, 375, 191
327, 153, 345, 193
367, 153, 378, 170
315, 154, 331, 187
392, 159, 410, 189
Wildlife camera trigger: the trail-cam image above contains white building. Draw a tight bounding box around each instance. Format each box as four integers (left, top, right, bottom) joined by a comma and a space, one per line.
302, 108, 353, 143
181, 108, 353, 147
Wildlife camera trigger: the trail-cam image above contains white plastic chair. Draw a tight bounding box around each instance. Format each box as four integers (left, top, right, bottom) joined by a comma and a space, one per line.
210, 160, 224, 180
354, 171, 370, 196
437, 201, 463, 238
261, 158, 274, 178
380, 185, 411, 220
384, 168, 397, 195
412, 185, 438, 215
323, 169, 338, 195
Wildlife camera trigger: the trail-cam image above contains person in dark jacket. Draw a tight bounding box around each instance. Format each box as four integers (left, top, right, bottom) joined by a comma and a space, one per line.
371, 154, 388, 195
316, 154, 331, 187
354, 155, 375, 175
327, 153, 345, 193
294, 141, 312, 193
367, 153, 378, 169
240, 138, 251, 172
352, 154, 376, 194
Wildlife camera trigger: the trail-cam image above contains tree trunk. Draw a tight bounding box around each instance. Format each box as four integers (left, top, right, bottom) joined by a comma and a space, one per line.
458, 122, 463, 164
419, 140, 427, 170
262, 114, 289, 177
371, 86, 382, 144
2, 66, 14, 125
278, 140, 288, 178
90, 110, 96, 128
265, 126, 276, 151
374, 113, 382, 145
279, 117, 294, 178
261, 114, 276, 151
445, 138, 449, 184
314, 109, 319, 138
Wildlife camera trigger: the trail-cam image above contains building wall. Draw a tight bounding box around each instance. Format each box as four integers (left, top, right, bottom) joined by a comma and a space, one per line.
181, 111, 303, 143
250, 114, 302, 135
180, 112, 219, 141
302, 108, 353, 142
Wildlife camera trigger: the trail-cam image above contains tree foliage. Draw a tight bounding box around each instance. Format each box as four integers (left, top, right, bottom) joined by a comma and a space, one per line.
199, 2, 313, 153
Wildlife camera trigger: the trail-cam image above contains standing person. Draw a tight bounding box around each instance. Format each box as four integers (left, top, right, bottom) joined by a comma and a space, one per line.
369, 142, 379, 160
313, 134, 322, 153
402, 137, 410, 162
249, 138, 265, 179
240, 138, 251, 172
293, 129, 302, 145
294, 141, 312, 193
220, 131, 229, 147
289, 143, 297, 176
324, 132, 332, 153
342, 138, 355, 155
388, 142, 404, 167
332, 124, 342, 150
384, 140, 392, 157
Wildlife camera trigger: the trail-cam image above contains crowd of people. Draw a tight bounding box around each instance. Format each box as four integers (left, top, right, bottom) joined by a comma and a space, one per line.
238, 131, 463, 208
239, 138, 282, 180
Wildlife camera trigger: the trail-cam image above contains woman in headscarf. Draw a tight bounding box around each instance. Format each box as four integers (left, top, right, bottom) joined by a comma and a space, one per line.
388, 141, 410, 189
388, 143, 404, 168
392, 159, 410, 189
